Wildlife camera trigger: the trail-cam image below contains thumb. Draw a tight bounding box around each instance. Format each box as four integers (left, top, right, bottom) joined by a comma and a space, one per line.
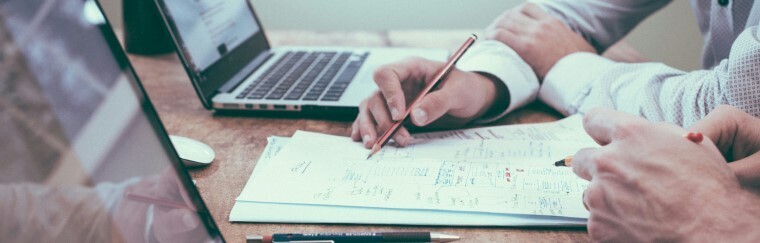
410, 90, 454, 126
729, 152, 760, 189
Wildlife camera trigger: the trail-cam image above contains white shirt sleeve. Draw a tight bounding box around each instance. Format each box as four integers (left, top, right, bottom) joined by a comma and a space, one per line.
539, 26, 760, 127
456, 40, 539, 123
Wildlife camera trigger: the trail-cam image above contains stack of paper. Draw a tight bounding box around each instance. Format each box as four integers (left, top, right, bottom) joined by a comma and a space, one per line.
230, 116, 597, 226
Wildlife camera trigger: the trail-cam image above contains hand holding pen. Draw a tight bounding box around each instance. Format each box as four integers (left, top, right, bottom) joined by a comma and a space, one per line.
364, 35, 478, 158
352, 35, 510, 151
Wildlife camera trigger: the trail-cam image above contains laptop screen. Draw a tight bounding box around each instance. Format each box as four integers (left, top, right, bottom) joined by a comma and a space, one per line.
155, 0, 270, 108
0, 0, 222, 241
160, 0, 260, 71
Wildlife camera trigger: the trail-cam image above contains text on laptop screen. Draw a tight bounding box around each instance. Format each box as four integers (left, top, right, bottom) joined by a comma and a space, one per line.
161, 0, 259, 72
0, 0, 221, 241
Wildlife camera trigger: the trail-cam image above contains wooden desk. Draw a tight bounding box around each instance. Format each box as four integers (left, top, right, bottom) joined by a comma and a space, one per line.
127, 30, 589, 242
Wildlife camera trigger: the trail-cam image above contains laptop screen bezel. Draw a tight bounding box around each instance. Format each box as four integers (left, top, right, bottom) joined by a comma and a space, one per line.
93, 1, 225, 241
152, 0, 270, 109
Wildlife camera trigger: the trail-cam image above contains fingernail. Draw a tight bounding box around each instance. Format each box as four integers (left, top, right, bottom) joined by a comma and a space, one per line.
412, 108, 427, 125
363, 135, 371, 146
390, 108, 400, 120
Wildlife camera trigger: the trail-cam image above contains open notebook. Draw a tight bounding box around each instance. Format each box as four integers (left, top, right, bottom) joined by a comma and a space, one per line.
231, 116, 596, 226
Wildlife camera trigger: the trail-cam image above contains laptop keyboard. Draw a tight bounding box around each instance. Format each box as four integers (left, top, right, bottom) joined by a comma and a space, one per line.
235, 51, 367, 102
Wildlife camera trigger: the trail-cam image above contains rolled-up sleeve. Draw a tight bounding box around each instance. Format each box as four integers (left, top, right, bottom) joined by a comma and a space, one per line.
457, 40, 539, 123
539, 26, 760, 127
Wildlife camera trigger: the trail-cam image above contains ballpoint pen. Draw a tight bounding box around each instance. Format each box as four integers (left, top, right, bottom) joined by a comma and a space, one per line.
366, 34, 478, 159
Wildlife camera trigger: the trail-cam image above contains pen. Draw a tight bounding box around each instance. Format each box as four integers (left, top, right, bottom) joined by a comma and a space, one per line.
246, 232, 460, 243
124, 192, 193, 211
367, 34, 478, 159
554, 132, 705, 167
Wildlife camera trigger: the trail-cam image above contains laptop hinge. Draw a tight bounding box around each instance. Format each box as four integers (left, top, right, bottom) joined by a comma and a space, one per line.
218, 50, 273, 93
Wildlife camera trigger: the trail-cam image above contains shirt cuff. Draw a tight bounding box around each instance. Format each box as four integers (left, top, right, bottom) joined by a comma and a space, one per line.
456, 40, 539, 123
539, 52, 615, 115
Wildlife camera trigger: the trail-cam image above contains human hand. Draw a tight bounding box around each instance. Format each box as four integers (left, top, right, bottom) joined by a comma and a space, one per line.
352, 57, 507, 148
573, 108, 760, 241
486, 3, 595, 80
689, 105, 760, 191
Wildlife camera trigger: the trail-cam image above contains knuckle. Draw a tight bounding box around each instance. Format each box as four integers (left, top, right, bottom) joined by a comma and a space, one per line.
592, 151, 616, 173
488, 29, 508, 42
611, 121, 644, 141
372, 67, 394, 85
584, 184, 605, 209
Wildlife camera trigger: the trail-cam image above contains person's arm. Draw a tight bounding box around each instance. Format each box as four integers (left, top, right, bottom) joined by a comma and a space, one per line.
539, 25, 760, 127
456, 40, 539, 123
530, 0, 672, 53
0, 184, 117, 242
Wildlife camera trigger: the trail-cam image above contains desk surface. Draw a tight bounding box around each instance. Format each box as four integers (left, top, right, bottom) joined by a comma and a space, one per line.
127, 30, 589, 242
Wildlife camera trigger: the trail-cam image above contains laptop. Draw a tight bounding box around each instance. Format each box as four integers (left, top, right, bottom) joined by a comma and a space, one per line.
0, 0, 223, 241
152, 0, 449, 115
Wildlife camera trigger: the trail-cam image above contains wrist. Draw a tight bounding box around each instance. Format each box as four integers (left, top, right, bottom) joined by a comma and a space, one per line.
690, 188, 760, 241
474, 72, 510, 120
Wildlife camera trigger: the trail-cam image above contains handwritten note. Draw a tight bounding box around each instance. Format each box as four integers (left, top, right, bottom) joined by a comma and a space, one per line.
238, 117, 597, 218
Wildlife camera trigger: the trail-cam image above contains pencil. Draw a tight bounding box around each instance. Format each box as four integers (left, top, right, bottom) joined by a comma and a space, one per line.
367, 34, 478, 159
125, 192, 193, 211
553, 156, 573, 167
555, 132, 705, 167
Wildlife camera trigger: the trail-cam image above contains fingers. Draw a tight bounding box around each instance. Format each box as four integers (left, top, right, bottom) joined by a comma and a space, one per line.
688, 105, 749, 156
572, 148, 599, 181
409, 89, 456, 126
519, 3, 551, 19
353, 93, 413, 148
729, 152, 760, 188
582, 108, 647, 145
373, 58, 439, 121
356, 99, 379, 148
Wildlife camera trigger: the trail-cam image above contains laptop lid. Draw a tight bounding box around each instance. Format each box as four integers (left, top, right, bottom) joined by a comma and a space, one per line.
0, 0, 223, 241
153, 0, 271, 109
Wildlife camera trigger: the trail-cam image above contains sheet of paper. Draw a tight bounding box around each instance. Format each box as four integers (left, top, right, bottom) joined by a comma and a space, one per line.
412, 115, 591, 142
231, 136, 586, 226
238, 126, 597, 218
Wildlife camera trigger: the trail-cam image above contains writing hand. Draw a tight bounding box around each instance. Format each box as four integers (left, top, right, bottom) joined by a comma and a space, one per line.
689, 105, 760, 191
352, 57, 506, 148
486, 3, 595, 80
573, 108, 760, 241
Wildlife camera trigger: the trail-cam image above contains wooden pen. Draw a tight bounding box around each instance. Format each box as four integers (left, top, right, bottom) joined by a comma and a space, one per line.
367, 34, 478, 159
554, 132, 705, 167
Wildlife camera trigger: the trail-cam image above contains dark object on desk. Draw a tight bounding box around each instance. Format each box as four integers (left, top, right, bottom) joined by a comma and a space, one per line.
123, 0, 173, 55
247, 232, 459, 243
